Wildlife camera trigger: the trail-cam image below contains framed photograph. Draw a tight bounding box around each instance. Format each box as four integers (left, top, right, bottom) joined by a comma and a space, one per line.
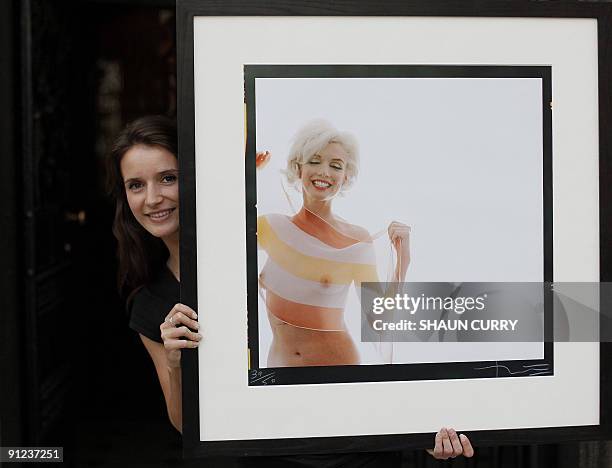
177, 0, 612, 458
246, 63, 554, 386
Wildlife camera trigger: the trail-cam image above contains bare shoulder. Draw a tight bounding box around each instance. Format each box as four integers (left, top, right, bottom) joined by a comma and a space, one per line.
336, 220, 372, 242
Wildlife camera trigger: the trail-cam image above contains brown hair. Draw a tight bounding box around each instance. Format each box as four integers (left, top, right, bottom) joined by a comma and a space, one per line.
107, 115, 178, 298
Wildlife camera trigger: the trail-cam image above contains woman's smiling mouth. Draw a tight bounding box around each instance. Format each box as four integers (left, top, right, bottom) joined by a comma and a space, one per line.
146, 208, 176, 221
311, 179, 332, 190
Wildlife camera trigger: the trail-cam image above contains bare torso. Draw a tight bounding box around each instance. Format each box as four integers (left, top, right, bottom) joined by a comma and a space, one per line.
266, 311, 359, 367
262, 210, 372, 367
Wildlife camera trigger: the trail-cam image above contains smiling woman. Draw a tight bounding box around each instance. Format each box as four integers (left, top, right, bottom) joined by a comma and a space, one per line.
107, 116, 182, 295
121, 145, 180, 241
256, 120, 411, 367
106, 116, 201, 435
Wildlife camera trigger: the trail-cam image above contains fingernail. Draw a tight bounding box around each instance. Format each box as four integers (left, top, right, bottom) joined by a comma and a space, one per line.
195, 322, 200, 330
193, 313, 198, 319
196, 333, 203, 339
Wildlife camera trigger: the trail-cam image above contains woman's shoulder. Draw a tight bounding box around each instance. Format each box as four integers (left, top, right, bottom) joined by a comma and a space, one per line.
128, 268, 179, 343
257, 213, 291, 244
257, 213, 288, 224
335, 220, 372, 243
129, 284, 163, 311
133, 268, 179, 303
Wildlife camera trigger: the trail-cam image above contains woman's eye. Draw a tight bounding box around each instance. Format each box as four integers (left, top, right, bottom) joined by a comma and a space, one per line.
128, 182, 144, 191
161, 174, 178, 183
331, 164, 343, 170
308, 160, 320, 165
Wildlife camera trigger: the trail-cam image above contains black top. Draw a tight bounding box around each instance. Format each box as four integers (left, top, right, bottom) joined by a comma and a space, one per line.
129, 267, 180, 343
128, 267, 402, 468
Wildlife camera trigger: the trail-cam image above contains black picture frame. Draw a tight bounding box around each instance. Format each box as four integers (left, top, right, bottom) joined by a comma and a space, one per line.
177, 0, 612, 458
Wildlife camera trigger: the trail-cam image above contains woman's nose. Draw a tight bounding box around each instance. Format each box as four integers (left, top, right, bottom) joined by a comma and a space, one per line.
145, 185, 163, 206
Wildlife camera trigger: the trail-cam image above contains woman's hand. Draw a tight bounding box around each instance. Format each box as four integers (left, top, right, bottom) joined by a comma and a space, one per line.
387, 221, 411, 279
160, 303, 201, 368
427, 427, 474, 460
256, 151, 271, 169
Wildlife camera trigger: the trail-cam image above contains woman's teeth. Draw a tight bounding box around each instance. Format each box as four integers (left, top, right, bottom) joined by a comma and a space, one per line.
312, 180, 331, 188
149, 209, 173, 219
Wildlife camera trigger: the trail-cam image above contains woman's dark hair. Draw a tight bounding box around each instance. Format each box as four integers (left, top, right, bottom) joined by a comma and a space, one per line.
107, 115, 178, 298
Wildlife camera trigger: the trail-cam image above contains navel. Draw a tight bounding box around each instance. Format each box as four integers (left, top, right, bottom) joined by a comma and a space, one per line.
319, 275, 331, 287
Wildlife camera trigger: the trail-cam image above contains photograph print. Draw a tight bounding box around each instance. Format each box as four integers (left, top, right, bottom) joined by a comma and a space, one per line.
245, 65, 552, 386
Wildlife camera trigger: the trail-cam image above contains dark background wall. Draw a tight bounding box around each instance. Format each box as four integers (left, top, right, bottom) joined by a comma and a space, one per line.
0, 1, 610, 467
1, 0, 183, 465
0, 0, 23, 448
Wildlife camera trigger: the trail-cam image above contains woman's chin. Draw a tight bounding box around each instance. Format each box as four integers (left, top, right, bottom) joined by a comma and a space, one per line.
144, 222, 179, 240
304, 188, 339, 202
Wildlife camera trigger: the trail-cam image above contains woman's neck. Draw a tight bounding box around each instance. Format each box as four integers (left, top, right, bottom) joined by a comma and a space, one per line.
302, 196, 334, 222
163, 231, 180, 281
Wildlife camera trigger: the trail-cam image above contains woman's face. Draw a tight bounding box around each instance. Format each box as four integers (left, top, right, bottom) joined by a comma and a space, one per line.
299, 142, 348, 202
120, 144, 179, 240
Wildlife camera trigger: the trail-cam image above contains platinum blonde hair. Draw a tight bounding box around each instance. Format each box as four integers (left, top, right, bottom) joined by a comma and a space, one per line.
285, 119, 359, 192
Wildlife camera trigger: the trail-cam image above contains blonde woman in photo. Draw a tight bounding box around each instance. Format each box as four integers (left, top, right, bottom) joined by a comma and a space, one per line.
256, 119, 411, 367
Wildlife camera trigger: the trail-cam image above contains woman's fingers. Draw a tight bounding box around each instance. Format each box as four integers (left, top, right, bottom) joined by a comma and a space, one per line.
166, 311, 199, 331
161, 303, 201, 351
171, 303, 198, 320
163, 304, 198, 328
164, 338, 199, 350
431, 429, 444, 458
387, 221, 411, 240
388, 222, 412, 260
255, 151, 271, 169
162, 325, 202, 341
162, 326, 202, 353
448, 428, 464, 457
166, 303, 196, 318
429, 428, 473, 460
460, 434, 475, 457
441, 428, 454, 458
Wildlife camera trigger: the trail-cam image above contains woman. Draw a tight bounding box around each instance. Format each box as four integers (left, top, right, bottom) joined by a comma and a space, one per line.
107, 115, 200, 434
256, 120, 410, 367
108, 115, 474, 462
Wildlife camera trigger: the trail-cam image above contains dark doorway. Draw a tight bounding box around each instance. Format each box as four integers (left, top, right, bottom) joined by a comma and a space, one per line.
15, 0, 183, 465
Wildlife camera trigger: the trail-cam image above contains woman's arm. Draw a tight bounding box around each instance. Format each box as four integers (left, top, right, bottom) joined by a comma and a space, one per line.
138, 303, 201, 433
140, 335, 184, 432
387, 221, 411, 282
